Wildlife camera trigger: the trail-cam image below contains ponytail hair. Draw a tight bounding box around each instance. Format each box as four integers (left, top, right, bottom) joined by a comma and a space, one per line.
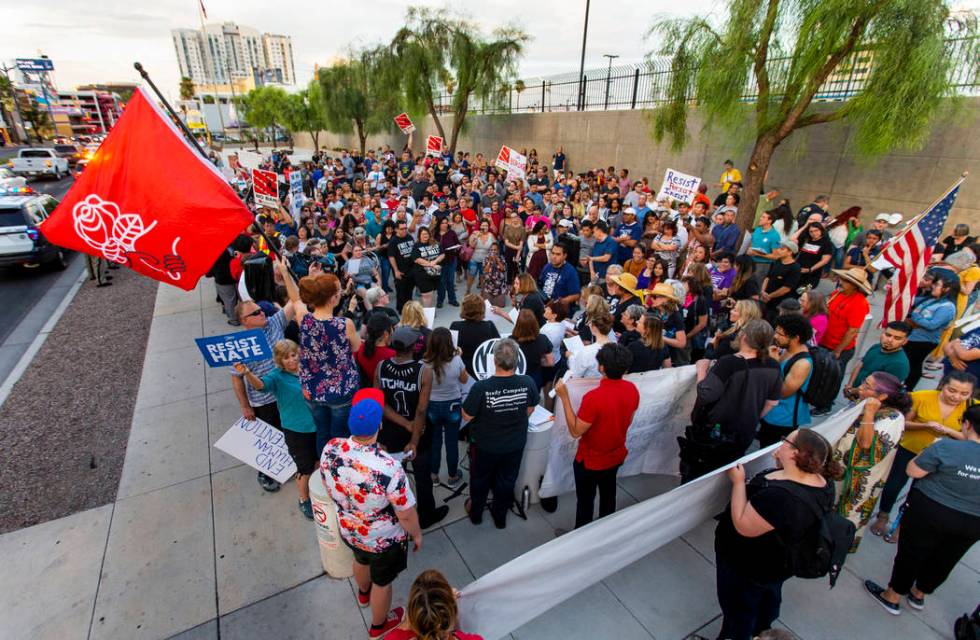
865, 372, 913, 414
793, 429, 844, 480
406, 570, 458, 640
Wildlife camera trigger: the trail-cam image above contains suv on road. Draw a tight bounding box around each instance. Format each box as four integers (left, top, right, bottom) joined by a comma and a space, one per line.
7, 148, 70, 180
0, 189, 69, 270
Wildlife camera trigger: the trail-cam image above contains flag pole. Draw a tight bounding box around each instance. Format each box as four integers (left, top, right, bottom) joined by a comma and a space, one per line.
875, 171, 969, 256
134, 62, 209, 160
133, 62, 281, 260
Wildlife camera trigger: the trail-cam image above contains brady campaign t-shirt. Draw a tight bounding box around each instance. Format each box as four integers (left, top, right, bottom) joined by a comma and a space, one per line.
463, 374, 540, 454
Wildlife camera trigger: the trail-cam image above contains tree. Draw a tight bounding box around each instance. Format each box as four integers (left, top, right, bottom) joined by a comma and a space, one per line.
392, 6, 528, 154
20, 100, 51, 142
179, 76, 195, 101
0, 75, 22, 143
282, 81, 330, 150
648, 0, 976, 232
243, 86, 289, 148
318, 47, 403, 154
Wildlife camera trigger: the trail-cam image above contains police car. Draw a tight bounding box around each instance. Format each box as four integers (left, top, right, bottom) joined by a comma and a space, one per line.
0, 187, 69, 270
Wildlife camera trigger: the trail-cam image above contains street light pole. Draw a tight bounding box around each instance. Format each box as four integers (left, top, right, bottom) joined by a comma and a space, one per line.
576, 0, 591, 111
603, 54, 619, 110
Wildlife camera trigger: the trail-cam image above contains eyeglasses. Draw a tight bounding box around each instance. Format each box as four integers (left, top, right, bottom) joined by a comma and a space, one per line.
780, 436, 799, 450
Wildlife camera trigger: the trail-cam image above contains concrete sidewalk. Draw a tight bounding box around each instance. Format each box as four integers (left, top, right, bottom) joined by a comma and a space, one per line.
0, 280, 977, 640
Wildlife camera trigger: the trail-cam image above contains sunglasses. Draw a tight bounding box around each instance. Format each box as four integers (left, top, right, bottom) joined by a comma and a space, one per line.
244, 308, 264, 319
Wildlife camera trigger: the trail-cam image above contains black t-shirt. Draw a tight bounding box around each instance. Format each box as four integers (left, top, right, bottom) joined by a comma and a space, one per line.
410, 179, 430, 203
412, 242, 442, 278
796, 235, 833, 271
695, 355, 782, 445
610, 294, 640, 334
433, 168, 449, 188
398, 161, 414, 181
519, 291, 548, 326
463, 374, 540, 454
628, 341, 669, 373
683, 293, 709, 333
388, 234, 417, 273
765, 260, 801, 300
450, 320, 500, 378
519, 334, 553, 378
377, 358, 423, 452
714, 192, 741, 207
715, 469, 834, 582
731, 277, 761, 301
940, 234, 976, 257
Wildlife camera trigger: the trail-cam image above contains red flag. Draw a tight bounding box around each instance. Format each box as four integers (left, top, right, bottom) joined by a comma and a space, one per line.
39, 87, 253, 291
251, 168, 279, 208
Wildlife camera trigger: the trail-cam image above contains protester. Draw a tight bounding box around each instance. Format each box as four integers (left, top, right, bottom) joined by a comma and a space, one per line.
568, 312, 615, 378
511, 309, 554, 390
760, 240, 800, 321
389, 220, 418, 310
357, 314, 395, 386
423, 328, 468, 490
870, 370, 976, 540
818, 267, 872, 379
710, 299, 763, 360
466, 220, 496, 294
234, 339, 317, 519
798, 289, 829, 345
627, 312, 671, 373
651, 220, 682, 277
714, 429, 841, 640
902, 275, 959, 390
680, 272, 710, 364
832, 372, 911, 552
321, 388, 421, 638
757, 314, 813, 448
386, 569, 483, 640
842, 321, 911, 400
748, 210, 782, 281
450, 294, 501, 380
538, 243, 581, 307
400, 301, 432, 359
462, 339, 539, 529
864, 405, 980, 616
795, 222, 834, 291
480, 243, 510, 307
412, 226, 444, 308
554, 343, 639, 528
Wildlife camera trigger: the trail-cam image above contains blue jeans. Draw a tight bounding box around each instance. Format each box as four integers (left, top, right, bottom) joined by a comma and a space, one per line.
437, 257, 458, 305
379, 257, 392, 292
427, 399, 461, 477
309, 396, 353, 457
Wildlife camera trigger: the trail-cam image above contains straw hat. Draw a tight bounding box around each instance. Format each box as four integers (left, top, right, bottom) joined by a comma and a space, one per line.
831, 268, 873, 295
609, 272, 643, 298
646, 282, 680, 302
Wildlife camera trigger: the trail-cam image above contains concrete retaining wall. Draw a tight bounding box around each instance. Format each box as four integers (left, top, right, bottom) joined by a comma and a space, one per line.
294, 100, 980, 230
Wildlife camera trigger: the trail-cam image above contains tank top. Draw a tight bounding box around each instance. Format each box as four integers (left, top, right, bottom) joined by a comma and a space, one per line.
377, 358, 423, 452
299, 315, 359, 403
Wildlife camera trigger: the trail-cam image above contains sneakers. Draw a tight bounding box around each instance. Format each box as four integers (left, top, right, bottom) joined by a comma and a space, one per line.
298, 499, 314, 520
449, 300, 459, 307
864, 580, 901, 615
492, 511, 507, 529
419, 505, 450, 529
368, 607, 404, 638
446, 474, 464, 491
357, 586, 371, 608
257, 472, 281, 492
907, 592, 925, 610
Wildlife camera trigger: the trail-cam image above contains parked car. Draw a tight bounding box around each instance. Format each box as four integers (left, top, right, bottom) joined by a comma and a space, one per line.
52, 143, 84, 167
0, 189, 69, 270
7, 148, 70, 180
0, 168, 27, 190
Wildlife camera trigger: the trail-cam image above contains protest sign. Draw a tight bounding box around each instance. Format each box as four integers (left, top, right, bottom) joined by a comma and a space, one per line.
539, 365, 699, 498
288, 169, 304, 217
658, 168, 701, 205
425, 135, 443, 157
195, 329, 272, 367
495, 145, 527, 180
393, 112, 415, 134
252, 168, 279, 208
214, 417, 297, 484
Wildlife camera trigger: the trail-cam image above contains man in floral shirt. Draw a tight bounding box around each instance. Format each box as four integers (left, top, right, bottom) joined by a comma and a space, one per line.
321, 388, 422, 638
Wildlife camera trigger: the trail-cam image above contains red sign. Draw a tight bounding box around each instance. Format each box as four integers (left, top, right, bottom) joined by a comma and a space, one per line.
251, 168, 279, 208
393, 112, 415, 134
39, 88, 253, 291
425, 135, 443, 157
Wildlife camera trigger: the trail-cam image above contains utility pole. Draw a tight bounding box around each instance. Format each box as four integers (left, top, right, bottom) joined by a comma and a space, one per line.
603, 54, 619, 110
0, 62, 26, 143
576, 0, 591, 111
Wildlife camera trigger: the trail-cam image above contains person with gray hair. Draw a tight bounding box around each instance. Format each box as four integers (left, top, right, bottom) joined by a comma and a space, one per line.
462, 338, 540, 529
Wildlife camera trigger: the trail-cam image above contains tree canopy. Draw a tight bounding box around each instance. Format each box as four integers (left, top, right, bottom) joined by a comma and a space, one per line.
281, 81, 330, 151
649, 0, 976, 231
242, 86, 290, 147
179, 77, 195, 101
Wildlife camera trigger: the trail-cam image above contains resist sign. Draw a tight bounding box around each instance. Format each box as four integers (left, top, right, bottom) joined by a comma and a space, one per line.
214, 417, 297, 483
658, 168, 702, 205
195, 329, 271, 367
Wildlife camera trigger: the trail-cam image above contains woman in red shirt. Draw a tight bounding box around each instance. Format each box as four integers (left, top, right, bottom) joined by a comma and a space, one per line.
355, 315, 395, 387
554, 343, 640, 529
386, 570, 483, 640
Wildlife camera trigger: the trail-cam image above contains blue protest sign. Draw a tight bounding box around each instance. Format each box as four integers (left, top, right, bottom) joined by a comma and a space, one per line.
195, 329, 272, 367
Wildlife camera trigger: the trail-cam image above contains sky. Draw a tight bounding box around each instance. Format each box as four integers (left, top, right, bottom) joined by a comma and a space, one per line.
1, 0, 720, 100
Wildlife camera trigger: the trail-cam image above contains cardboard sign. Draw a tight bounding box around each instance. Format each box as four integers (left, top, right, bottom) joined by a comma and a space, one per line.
214, 417, 297, 483
495, 145, 527, 180
425, 135, 443, 157
658, 168, 701, 205
289, 169, 304, 217
394, 112, 415, 134
195, 329, 272, 367
252, 168, 279, 208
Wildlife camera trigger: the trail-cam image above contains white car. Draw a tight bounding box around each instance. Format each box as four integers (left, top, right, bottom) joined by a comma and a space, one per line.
7, 148, 70, 179
0, 168, 27, 190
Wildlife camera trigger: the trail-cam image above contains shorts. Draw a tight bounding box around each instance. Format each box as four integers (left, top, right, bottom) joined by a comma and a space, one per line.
414, 269, 439, 294
468, 260, 484, 277
283, 429, 318, 475
344, 538, 408, 587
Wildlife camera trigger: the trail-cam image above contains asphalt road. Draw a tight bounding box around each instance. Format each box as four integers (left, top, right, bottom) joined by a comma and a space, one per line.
0, 174, 80, 345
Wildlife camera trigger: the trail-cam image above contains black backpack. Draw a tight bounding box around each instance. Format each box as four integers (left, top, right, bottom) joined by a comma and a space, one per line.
766, 480, 855, 588
787, 346, 842, 414
955, 604, 980, 640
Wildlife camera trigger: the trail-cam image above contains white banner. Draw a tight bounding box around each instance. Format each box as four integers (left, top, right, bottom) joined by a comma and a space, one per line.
539, 366, 698, 498
658, 168, 702, 205
289, 169, 304, 218
458, 402, 865, 640
214, 417, 297, 484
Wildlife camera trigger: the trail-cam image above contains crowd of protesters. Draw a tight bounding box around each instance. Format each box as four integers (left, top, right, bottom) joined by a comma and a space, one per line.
210, 144, 979, 639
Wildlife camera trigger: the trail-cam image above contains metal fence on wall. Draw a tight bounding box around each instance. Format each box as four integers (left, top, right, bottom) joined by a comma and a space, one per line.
433, 36, 979, 115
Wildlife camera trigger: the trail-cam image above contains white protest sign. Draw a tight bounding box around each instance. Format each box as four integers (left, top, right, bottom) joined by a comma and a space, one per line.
539, 365, 699, 498
450, 329, 459, 348
507, 307, 520, 324
214, 417, 297, 484
495, 145, 527, 181
658, 168, 701, 205
423, 306, 436, 329
289, 169, 305, 217
562, 335, 584, 354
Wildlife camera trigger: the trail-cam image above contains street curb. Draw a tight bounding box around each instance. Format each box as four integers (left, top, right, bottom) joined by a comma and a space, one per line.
0, 264, 88, 408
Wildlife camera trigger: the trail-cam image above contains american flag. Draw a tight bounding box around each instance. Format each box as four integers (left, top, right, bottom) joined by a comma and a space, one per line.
872, 179, 962, 326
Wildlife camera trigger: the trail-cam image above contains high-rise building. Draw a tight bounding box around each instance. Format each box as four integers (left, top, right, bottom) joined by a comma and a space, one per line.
171, 22, 296, 89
